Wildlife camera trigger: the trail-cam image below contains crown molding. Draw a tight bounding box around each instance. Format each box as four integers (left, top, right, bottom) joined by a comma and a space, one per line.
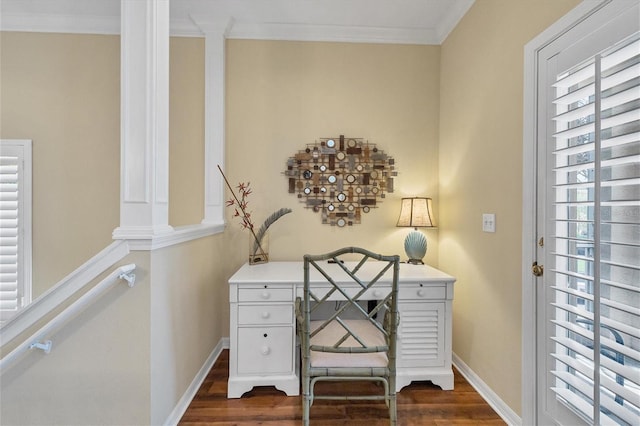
0, 13, 120, 34
0, 13, 440, 45
435, 0, 475, 44
228, 22, 438, 45
1, 2, 476, 45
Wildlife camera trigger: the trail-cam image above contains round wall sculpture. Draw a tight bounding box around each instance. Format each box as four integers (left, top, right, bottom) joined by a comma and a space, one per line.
284, 135, 397, 227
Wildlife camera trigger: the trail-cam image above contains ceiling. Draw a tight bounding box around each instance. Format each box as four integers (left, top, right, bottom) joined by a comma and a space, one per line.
0, 0, 475, 44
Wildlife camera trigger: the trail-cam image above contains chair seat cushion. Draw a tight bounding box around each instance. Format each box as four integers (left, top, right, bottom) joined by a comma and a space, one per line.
309, 319, 388, 368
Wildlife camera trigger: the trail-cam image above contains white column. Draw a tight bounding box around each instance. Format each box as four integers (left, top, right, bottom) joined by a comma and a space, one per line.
113, 0, 173, 243
191, 17, 234, 226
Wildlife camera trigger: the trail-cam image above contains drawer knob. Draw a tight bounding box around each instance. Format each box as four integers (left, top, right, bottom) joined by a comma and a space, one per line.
261, 346, 271, 355
417, 289, 425, 297
261, 291, 270, 299
261, 311, 270, 319
373, 290, 382, 297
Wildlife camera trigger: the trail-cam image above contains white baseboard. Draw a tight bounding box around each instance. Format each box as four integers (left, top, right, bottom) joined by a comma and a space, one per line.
164, 337, 230, 426
452, 352, 522, 426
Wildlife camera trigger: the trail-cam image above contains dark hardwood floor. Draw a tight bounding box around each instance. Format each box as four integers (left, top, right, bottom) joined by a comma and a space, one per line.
179, 350, 506, 425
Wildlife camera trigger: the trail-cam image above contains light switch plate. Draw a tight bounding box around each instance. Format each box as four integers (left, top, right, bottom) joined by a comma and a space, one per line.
482, 213, 496, 233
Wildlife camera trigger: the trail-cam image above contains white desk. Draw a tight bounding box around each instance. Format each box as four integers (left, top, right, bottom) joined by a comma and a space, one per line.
227, 261, 456, 398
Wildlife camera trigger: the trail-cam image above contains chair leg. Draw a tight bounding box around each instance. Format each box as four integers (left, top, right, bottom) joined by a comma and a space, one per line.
302, 374, 311, 426
302, 394, 311, 426
389, 367, 397, 425
389, 393, 397, 426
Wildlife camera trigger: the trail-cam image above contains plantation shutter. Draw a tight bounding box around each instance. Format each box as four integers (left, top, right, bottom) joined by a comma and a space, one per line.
0, 141, 31, 321
550, 32, 640, 426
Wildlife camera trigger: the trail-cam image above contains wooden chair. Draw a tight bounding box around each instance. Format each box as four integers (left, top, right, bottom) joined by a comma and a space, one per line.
296, 247, 400, 425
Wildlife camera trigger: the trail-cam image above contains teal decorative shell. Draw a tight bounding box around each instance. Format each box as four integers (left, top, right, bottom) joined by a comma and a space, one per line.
404, 231, 427, 260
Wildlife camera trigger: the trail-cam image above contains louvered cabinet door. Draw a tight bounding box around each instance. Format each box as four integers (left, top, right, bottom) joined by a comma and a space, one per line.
397, 301, 446, 368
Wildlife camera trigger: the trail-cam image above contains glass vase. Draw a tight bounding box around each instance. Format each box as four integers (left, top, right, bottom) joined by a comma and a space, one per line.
249, 231, 269, 265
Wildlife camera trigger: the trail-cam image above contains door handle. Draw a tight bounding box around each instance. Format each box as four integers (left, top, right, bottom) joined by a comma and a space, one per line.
532, 262, 544, 277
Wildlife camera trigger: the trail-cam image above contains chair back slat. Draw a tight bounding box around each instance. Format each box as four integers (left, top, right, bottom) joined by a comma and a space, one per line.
301, 247, 400, 354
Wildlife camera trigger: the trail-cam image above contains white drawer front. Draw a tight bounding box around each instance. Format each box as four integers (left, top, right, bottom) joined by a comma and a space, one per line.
239, 287, 292, 302
237, 327, 293, 374
298, 286, 392, 301
399, 285, 446, 300
238, 304, 293, 325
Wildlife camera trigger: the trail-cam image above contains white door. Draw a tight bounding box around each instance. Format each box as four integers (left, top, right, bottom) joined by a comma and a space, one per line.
529, 1, 640, 425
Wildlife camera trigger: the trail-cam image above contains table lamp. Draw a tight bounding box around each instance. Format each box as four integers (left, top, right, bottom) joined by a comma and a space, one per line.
396, 197, 435, 264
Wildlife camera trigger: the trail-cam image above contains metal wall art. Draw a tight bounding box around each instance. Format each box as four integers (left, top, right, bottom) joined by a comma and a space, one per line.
284, 135, 396, 227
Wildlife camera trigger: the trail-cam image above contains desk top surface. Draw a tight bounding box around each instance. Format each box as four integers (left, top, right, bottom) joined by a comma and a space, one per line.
229, 261, 456, 285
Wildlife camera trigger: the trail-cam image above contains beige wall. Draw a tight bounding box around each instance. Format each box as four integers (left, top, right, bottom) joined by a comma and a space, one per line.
0, 33, 206, 302
0, 253, 153, 425
150, 236, 228, 424
225, 40, 441, 265
438, 0, 580, 415
0, 32, 120, 299
170, 37, 206, 227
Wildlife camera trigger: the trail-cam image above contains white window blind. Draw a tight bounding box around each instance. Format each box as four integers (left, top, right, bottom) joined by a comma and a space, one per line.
0, 141, 32, 322
551, 34, 640, 425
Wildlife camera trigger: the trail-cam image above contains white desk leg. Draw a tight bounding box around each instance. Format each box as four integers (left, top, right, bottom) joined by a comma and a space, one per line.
228, 375, 300, 398
396, 370, 454, 392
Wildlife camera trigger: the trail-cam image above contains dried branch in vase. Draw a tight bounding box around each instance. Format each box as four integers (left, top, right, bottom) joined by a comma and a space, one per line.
218, 165, 292, 263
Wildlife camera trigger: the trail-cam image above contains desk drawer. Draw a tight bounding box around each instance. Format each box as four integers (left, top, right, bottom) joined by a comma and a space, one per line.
238, 304, 293, 325
239, 288, 292, 302
297, 286, 392, 301
399, 285, 446, 300
237, 327, 293, 374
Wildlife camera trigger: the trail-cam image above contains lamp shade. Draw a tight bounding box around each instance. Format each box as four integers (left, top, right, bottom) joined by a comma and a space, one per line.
396, 197, 435, 228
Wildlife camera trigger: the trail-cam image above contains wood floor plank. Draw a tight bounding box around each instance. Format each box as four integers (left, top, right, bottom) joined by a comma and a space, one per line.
179, 350, 506, 425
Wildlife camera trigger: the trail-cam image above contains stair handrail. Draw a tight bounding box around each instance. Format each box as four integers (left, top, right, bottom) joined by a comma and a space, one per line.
1, 240, 130, 345
0, 263, 136, 373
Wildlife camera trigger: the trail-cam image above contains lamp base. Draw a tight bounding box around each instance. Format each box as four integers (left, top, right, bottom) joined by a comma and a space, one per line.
404, 229, 427, 265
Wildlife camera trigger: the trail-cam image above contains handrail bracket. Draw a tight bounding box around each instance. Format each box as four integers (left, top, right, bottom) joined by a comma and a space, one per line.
29, 340, 52, 354
119, 270, 136, 287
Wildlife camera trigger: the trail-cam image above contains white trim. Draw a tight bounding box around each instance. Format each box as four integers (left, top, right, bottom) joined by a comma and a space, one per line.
188, 16, 233, 226
118, 0, 172, 235
0, 13, 121, 35
452, 353, 521, 426
0, 240, 130, 345
0, 16, 450, 45
163, 337, 230, 426
522, 15, 544, 425
121, 222, 225, 251
435, 0, 475, 44
20, 141, 32, 310
0, 2, 476, 46
228, 22, 438, 45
